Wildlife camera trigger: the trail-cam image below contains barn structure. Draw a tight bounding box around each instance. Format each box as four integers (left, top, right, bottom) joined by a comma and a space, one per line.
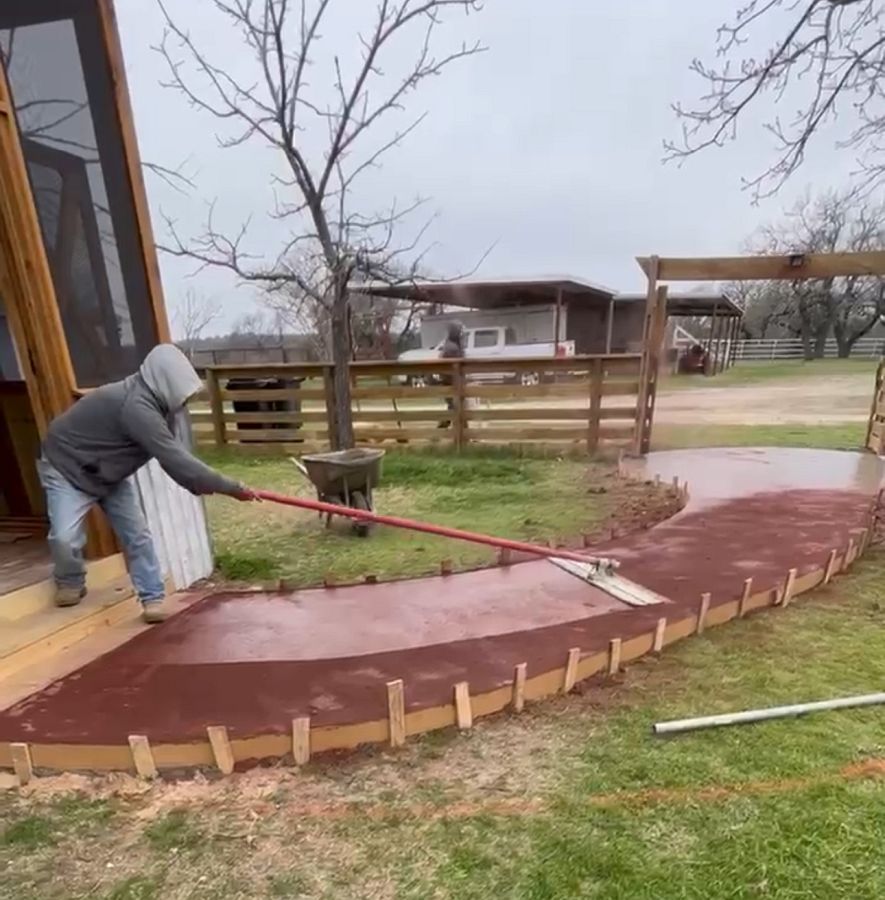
0, 0, 212, 667
355, 275, 742, 370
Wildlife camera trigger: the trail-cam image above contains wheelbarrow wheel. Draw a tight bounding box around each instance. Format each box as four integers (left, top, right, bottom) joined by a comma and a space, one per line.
351, 490, 370, 537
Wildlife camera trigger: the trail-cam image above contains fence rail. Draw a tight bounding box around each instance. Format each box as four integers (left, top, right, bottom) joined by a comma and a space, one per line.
195, 355, 645, 453
676, 336, 885, 362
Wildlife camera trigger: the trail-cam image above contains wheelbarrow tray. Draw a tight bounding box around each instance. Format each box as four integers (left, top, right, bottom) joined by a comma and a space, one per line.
301, 448, 384, 496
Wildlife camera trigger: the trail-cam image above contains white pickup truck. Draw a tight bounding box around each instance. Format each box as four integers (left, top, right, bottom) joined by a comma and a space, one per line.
398, 326, 575, 387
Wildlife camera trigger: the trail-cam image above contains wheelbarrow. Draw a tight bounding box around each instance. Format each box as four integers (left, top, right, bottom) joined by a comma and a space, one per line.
290, 448, 385, 537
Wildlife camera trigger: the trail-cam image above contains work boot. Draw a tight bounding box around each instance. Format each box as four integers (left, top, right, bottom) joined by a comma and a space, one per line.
141, 602, 169, 625
55, 586, 86, 608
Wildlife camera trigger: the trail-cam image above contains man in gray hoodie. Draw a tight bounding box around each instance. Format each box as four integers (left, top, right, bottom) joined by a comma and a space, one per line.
40, 344, 257, 623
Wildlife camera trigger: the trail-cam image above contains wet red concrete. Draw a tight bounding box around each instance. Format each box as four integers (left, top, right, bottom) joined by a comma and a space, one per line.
0, 449, 880, 746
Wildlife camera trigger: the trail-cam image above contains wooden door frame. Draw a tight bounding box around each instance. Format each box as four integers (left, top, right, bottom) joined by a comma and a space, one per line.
0, 41, 116, 556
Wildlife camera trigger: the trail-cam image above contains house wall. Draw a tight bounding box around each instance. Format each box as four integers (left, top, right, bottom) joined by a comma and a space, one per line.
609, 302, 646, 353
565, 303, 608, 354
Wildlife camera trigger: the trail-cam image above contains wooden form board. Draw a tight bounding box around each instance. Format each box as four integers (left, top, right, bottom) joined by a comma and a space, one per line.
0, 532, 869, 777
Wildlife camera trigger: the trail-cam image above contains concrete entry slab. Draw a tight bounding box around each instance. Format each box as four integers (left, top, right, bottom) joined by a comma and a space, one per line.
0, 448, 881, 769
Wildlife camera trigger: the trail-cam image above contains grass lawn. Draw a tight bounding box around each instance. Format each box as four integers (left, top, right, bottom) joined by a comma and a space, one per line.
201, 447, 672, 586
4, 550, 885, 898
660, 357, 878, 392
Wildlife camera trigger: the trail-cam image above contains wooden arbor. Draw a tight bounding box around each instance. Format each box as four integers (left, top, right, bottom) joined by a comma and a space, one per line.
0, 0, 172, 555
634, 251, 885, 455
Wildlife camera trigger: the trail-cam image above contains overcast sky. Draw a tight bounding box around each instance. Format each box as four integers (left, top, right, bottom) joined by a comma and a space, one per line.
116, 1, 861, 335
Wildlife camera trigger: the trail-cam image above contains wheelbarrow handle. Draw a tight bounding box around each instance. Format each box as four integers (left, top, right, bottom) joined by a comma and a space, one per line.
255, 489, 612, 567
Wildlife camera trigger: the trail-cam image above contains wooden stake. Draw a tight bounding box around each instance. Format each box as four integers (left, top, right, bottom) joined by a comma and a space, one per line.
454, 681, 472, 730
654, 474, 661, 486
653, 617, 667, 653
10, 742, 32, 786
824, 548, 839, 585
512, 663, 527, 713
386, 680, 406, 748
672, 476, 679, 492
127, 735, 157, 780
292, 716, 311, 765
207, 725, 235, 775
497, 547, 512, 566
781, 568, 798, 608
563, 647, 581, 692
608, 638, 622, 675
696, 592, 711, 635
440, 559, 453, 576
860, 527, 870, 555
845, 538, 856, 570
738, 577, 753, 618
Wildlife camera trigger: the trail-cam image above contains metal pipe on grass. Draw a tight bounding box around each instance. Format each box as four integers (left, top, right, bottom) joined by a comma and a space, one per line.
654, 692, 885, 736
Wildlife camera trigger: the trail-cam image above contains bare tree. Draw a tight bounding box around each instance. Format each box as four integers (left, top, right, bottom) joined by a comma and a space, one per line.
172, 289, 224, 356
740, 188, 885, 356
667, 0, 885, 198
153, 1, 484, 448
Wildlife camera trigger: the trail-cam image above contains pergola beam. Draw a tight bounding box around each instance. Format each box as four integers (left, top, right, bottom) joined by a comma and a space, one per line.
637, 251, 885, 282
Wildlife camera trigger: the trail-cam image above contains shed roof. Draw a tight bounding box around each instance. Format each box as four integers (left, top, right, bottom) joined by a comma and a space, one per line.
614, 291, 743, 317
351, 274, 617, 309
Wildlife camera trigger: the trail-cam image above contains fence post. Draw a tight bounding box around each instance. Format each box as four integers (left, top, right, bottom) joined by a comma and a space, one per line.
452, 360, 466, 451
587, 358, 603, 453
205, 368, 226, 448
323, 365, 338, 450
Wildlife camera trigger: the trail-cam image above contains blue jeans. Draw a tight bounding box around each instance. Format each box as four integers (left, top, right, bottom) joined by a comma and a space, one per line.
37, 458, 165, 605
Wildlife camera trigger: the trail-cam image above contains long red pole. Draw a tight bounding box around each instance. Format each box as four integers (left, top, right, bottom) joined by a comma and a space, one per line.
255, 489, 606, 567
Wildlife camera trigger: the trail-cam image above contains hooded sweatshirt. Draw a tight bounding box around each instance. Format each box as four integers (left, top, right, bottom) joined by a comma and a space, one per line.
42, 344, 242, 499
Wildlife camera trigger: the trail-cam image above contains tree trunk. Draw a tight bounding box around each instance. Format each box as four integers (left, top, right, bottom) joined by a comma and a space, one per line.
812, 324, 829, 359
329, 288, 354, 450
799, 320, 814, 361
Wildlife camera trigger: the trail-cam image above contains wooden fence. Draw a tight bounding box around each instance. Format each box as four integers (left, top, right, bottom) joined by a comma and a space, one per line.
194, 354, 645, 454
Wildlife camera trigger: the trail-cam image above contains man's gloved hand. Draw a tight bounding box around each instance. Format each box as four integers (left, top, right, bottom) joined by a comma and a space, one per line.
232, 485, 262, 502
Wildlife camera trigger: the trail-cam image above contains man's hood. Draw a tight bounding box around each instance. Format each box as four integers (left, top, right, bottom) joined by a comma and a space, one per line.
139, 344, 203, 412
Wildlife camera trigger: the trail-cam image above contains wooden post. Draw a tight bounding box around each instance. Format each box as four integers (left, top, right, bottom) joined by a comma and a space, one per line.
705, 301, 719, 375
452, 360, 466, 452
512, 663, 527, 712
386, 680, 406, 748
845, 538, 856, 570
207, 725, 235, 775
587, 358, 603, 453
454, 681, 472, 730
639, 284, 669, 454
739, 577, 753, 618
653, 617, 667, 653
824, 548, 839, 584
554, 286, 563, 356
608, 638, 622, 675
781, 568, 798, 607
322, 365, 338, 451
440, 559, 453, 576
205, 368, 226, 447
292, 716, 311, 765
563, 647, 580, 692
865, 360, 884, 452
10, 742, 33, 786
605, 297, 615, 353
128, 735, 157, 780
696, 592, 711, 634
632, 256, 659, 455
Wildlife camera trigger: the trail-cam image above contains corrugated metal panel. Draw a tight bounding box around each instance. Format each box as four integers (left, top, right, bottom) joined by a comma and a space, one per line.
134, 460, 213, 590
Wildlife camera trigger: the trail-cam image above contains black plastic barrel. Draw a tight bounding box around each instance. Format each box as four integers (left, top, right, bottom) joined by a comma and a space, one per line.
226, 376, 303, 443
